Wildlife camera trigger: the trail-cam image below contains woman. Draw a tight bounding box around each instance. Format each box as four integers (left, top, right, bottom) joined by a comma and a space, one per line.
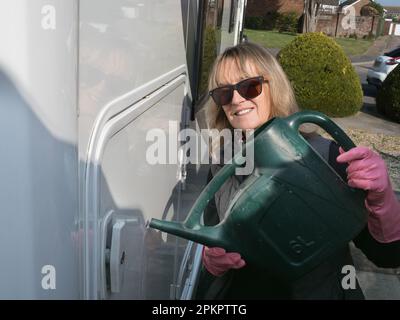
199, 42, 400, 299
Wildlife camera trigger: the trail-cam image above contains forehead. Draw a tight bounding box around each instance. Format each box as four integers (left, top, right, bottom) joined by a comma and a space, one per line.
217, 58, 261, 85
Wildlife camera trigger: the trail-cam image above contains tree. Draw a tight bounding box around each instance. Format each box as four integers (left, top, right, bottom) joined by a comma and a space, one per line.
302, 0, 321, 33
368, 1, 384, 17
360, 5, 379, 17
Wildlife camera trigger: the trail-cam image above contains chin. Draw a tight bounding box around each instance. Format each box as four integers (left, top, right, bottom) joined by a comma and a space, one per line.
235, 120, 259, 130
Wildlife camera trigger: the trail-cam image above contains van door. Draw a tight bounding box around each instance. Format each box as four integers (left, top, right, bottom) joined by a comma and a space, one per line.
93, 75, 188, 299
82, 72, 191, 299
79, 0, 193, 299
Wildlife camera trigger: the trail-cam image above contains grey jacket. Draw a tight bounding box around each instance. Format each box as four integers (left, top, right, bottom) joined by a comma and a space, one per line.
198, 135, 400, 300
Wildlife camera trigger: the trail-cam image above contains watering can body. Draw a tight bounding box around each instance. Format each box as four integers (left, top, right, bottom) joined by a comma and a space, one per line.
150, 111, 368, 280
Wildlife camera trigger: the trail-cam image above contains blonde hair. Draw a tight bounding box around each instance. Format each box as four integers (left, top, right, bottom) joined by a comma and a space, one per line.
206, 42, 298, 131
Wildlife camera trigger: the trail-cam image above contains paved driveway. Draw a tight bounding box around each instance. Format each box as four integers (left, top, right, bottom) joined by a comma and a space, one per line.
332, 63, 400, 136
336, 58, 400, 300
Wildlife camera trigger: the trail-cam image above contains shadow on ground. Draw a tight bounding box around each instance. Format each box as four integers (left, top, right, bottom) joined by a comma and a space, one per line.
361, 83, 377, 98
360, 84, 399, 125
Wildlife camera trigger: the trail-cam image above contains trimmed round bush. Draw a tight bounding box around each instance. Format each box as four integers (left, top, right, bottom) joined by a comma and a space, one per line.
278, 32, 363, 117
376, 65, 400, 123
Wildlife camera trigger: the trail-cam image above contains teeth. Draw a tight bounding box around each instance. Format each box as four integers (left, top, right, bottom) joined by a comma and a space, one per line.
235, 109, 252, 116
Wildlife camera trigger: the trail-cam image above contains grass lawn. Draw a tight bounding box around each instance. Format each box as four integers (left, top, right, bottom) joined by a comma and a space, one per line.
334, 37, 374, 56
244, 29, 374, 56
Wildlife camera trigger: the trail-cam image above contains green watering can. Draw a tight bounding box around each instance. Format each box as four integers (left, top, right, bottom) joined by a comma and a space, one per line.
150, 111, 368, 280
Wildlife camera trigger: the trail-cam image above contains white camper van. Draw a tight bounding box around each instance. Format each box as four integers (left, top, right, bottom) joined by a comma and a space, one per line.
0, 0, 246, 299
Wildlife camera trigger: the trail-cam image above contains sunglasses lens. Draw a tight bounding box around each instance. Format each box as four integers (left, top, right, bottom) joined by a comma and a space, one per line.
238, 78, 262, 99
210, 77, 264, 105
211, 87, 233, 106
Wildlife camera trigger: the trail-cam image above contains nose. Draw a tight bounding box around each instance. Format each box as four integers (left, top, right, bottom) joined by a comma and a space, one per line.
231, 89, 245, 105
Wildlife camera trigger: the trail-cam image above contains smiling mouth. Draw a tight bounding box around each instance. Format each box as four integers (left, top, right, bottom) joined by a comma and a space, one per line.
233, 108, 254, 116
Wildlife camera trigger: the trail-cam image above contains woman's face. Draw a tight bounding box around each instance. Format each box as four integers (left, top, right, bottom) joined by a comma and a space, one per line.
218, 59, 271, 130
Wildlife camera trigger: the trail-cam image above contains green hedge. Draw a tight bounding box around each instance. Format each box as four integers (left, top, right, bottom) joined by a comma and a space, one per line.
199, 26, 218, 97
276, 12, 298, 34
245, 12, 299, 33
245, 16, 265, 30
376, 65, 400, 123
278, 33, 363, 117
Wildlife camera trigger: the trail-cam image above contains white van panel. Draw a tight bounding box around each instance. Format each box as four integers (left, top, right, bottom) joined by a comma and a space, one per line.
84, 75, 188, 299
79, 0, 187, 157
0, 0, 79, 299
0, 0, 245, 299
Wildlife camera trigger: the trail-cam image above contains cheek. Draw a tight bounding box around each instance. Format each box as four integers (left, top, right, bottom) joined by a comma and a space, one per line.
255, 94, 271, 118
222, 105, 231, 118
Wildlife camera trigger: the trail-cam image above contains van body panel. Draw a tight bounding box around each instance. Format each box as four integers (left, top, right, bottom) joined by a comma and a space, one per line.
0, 0, 244, 299
0, 0, 79, 299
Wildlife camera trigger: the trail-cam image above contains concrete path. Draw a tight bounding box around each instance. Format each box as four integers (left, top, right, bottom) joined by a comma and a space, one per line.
334, 35, 400, 136
268, 35, 400, 65
344, 35, 400, 300
351, 35, 400, 64
332, 62, 400, 136
332, 103, 400, 136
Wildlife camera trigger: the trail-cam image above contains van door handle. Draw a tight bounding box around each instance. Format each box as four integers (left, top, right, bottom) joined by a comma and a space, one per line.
109, 219, 127, 293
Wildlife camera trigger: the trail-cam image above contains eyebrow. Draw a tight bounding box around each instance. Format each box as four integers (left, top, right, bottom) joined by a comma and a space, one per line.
217, 75, 254, 86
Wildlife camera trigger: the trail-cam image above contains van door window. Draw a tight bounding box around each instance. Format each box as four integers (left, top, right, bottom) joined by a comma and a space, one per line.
197, 0, 224, 101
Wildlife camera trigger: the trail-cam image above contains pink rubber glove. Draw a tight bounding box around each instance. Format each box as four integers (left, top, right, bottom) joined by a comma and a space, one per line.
202, 246, 246, 277
337, 146, 400, 243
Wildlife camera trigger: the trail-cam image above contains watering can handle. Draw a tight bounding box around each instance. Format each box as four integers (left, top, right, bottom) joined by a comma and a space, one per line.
286, 111, 356, 151
149, 158, 241, 248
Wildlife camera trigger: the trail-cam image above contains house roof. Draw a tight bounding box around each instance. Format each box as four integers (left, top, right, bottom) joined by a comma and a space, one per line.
318, 0, 340, 5
384, 6, 400, 14
339, 0, 359, 7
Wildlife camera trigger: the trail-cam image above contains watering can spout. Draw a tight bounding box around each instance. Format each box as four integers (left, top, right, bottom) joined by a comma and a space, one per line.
150, 161, 238, 249
149, 218, 226, 248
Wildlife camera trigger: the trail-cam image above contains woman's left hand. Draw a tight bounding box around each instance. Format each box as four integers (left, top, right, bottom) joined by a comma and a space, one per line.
337, 146, 400, 243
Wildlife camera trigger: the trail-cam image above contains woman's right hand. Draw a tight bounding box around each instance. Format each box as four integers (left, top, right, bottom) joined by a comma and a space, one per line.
202, 246, 246, 277
337, 146, 400, 242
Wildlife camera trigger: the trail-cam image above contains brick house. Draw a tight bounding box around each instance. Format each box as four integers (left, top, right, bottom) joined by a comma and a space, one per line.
245, 0, 378, 17
245, 0, 341, 18
384, 7, 400, 36
384, 6, 400, 20
245, 0, 381, 38
245, 0, 304, 18
340, 0, 371, 15
318, 0, 381, 37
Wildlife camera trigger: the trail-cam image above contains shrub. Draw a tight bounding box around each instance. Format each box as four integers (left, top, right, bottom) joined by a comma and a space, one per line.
276, 12, 298, 34
368, 1, 384, 17
199, 26, 217, 96
264, 11, 280, 30
363, 32, 375, 40
376, 65, 400, 123
349, 33, 358, 40
360, 5, 379, 16
278, 32, 363, 117
245, 16, 265, 30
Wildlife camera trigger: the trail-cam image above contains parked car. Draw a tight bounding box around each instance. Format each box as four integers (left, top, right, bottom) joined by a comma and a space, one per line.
384, 47, 400, 58
367, 47, 400, 88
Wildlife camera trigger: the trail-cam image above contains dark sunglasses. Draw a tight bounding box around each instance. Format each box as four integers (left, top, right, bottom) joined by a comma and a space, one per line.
209, 76, 268, 106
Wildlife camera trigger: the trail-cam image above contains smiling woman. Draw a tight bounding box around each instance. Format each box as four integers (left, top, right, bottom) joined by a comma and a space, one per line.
196, 41, 400, 300
206, 41, 297, 134
209, 75, 270, 129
